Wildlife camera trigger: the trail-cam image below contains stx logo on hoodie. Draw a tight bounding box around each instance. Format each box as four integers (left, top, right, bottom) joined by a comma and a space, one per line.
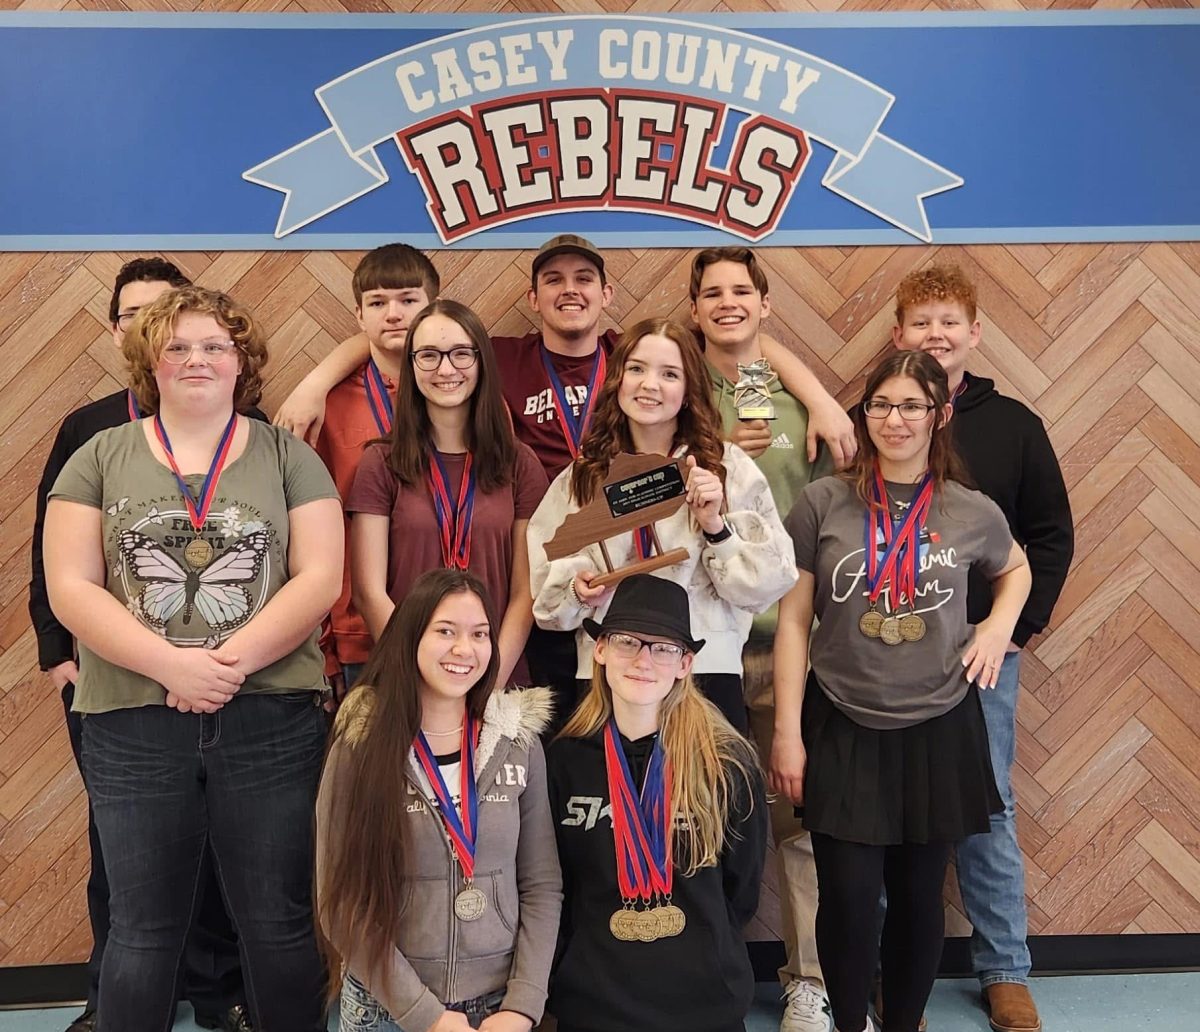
561, 795, 613, 831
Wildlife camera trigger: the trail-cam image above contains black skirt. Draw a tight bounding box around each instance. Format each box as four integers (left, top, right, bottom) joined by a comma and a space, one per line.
799, 671, 1001, 846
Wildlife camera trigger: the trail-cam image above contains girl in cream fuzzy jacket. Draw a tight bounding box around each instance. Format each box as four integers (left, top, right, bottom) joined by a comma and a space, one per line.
527, 318, 797, 735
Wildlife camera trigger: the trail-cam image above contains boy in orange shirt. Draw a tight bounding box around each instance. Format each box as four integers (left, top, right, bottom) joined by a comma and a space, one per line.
315, 244, 439, 697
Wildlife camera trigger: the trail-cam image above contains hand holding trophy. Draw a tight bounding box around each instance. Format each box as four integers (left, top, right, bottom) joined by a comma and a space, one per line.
544, 453, 692, 589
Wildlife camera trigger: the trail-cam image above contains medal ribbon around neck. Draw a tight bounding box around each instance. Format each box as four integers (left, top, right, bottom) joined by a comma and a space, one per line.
603, 720, 673, 904
152, 412, 238, 536
363, 358, 395, 436
539, 344, 606, 460
426, 452, 477, 571
126, 389, 141, 422
864, 467, 934, 610
634, 526, 654, 561
413, 717, 481, 881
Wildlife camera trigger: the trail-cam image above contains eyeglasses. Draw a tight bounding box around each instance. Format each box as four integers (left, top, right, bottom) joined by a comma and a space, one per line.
862, 399, 936, 421
411, 346, 479, 371
605, 632, 686, 665
116, 311, 142, 331
160, 339, 240, 364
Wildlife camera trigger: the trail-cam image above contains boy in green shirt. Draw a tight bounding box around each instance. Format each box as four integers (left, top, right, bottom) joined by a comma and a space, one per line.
690, 247, 832, 1032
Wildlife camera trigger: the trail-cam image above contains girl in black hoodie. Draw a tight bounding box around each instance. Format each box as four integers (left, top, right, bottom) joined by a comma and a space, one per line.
545, 575, 768, 1032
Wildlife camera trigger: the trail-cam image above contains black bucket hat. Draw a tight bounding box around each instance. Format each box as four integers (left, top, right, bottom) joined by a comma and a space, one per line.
582, 574, 705, 654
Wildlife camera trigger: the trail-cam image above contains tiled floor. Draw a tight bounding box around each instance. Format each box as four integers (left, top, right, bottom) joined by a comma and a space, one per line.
3, 973, 1197, 1031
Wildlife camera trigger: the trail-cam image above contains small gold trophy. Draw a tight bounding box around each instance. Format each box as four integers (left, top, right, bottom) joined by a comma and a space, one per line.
733, 358, 777, 420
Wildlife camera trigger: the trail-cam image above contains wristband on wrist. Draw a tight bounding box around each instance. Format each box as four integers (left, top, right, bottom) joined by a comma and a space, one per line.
702, 520, 732, 544
569, 577, 593, 608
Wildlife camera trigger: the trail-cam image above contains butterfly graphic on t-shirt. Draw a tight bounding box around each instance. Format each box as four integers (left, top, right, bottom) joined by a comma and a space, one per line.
118, 529, 269, 633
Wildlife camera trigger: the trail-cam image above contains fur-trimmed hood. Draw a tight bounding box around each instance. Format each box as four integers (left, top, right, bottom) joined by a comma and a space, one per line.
317, 685, 561, 1032
334, 683, 553, 778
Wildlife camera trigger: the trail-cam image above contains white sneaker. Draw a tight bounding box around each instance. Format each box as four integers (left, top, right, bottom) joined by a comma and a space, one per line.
833, 1019, 876, 1032
781, 978, 833, 1032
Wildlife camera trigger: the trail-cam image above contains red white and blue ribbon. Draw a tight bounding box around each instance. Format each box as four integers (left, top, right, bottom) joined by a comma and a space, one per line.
363, 358, 394, 435
413, 717, 481, 880
427, 452, 477, 571
864, 467, 933, 609
634, 526, 654, 561
153, 412, 238, 535
126, 389, 141, 422
539, 344, 606, 460
604, 720, 672, 903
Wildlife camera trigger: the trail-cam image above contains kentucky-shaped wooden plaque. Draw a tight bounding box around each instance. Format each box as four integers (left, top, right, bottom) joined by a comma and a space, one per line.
544, 453, 691, 588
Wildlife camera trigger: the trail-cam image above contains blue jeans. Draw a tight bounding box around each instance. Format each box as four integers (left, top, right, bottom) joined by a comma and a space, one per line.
954, 651, 1032, 986
81, 692, 328, 1032
340, 972, 505, 1030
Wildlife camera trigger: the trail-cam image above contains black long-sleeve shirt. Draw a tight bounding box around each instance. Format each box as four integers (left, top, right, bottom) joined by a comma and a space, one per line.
545, 731, 767, 1032
952, 373, 1074, 646
29, 391, 268, 670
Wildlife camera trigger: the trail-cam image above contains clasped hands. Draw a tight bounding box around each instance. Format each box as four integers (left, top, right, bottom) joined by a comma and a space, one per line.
163, 644, 244, 713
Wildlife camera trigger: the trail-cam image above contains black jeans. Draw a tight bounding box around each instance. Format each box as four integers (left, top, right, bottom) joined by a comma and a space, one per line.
526, 624, 581, 737
693, 673, 748, 735
64, 682, 245, 1015
81, 692, 328, 1032
810, 832, 951, 1032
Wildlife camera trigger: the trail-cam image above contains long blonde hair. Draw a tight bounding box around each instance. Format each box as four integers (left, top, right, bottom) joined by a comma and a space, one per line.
560, 662, 759, 874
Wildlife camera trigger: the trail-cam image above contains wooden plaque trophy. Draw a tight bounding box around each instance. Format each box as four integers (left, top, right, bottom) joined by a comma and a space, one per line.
544, 453, 691, 589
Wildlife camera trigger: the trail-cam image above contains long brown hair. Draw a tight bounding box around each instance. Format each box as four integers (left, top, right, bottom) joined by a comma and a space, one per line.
383, 299, 516, 491
560, 657, 758, 875
843, 350, 970, 508
569, 317, 726, 505
317, 569, 500, 998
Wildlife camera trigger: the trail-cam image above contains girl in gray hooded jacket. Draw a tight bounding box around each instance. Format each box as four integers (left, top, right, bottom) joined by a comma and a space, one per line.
316, 569, 561, 1032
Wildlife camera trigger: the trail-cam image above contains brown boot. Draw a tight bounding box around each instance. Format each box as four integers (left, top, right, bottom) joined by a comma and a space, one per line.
983, 983, 1041, 1032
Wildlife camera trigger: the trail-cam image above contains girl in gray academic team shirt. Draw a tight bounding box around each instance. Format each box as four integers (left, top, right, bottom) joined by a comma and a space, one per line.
771, 351, 1031, 1032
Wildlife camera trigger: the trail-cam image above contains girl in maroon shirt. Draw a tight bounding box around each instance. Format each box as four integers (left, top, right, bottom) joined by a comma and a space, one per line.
348, 300, 548, 687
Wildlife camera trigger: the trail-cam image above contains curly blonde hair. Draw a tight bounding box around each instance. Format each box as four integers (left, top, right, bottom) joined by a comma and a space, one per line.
121, 286, 267, 414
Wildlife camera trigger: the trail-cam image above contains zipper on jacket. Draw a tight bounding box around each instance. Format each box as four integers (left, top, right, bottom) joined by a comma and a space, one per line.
406, 768, 461, 1005
409, 727, 517, 1007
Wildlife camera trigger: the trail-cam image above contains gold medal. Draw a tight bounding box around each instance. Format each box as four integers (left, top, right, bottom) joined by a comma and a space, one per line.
609, 908, 638, 942
656, 903, 686, 937
859, 608, 883, 638
899, 613, 926, 642
634, 908, 662, 943
184, 537, 214, 570
453, 885, 486, 922
879, 616, 903, 646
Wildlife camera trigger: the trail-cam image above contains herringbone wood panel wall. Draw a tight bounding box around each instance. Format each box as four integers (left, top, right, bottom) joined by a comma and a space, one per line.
2, 0, 1199, 969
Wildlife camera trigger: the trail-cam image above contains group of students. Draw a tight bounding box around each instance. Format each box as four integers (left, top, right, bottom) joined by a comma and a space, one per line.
29, 235, 1074, 1032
